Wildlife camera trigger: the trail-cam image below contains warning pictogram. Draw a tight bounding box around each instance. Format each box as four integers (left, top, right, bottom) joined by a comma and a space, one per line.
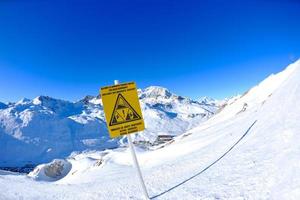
110, 94, 142, 126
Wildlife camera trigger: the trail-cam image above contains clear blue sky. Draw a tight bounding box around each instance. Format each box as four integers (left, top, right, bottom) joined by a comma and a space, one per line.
0, 0, 299, 102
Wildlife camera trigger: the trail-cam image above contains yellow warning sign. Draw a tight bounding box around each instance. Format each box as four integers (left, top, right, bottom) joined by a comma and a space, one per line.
100, 82, 145, 138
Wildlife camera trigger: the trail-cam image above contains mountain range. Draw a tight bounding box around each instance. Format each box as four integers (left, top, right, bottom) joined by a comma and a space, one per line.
0, 86, 220, 167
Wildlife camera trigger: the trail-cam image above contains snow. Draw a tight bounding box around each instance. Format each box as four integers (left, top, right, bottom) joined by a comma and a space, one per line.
0, 59, 300, 199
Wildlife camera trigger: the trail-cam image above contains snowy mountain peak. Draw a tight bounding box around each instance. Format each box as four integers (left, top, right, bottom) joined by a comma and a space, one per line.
16, 98, 31, 105
31, 96, 84, 117
79, 95, 102, 105
33, 96, 59, 105
80, 95, 96, 104
198, 96, 217, 105
141, 86, 172, 99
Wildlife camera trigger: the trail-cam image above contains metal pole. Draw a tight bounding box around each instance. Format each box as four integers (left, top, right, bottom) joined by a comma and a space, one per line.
114, 80, 150, 200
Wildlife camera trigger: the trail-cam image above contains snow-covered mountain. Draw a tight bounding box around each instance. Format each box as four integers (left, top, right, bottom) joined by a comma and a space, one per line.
137, 86, 219, 142
1, 59, 299, 200
0, 86, 219, 167
198, 96, 218, 105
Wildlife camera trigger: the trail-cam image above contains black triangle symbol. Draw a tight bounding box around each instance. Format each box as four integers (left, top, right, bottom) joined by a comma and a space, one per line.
109, 94, 142, 126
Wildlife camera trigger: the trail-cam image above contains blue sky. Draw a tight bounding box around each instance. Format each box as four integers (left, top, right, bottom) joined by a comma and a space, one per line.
0, 0, 299, 102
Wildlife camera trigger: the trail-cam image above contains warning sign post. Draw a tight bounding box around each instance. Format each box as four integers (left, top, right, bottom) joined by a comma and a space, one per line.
101, 81, 149, 200
101, 81, 145, 138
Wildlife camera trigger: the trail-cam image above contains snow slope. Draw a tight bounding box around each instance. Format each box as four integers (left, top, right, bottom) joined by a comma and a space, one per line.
0, 59, 299, 200
0, 87, 217, 167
